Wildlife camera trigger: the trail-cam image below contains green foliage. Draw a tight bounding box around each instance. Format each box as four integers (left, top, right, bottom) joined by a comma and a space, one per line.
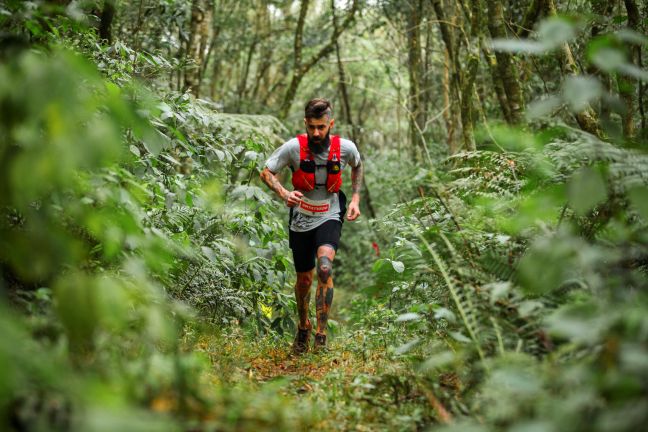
0, 29, 294, 431
2, 2, 648, 432
335, 13, 648, 431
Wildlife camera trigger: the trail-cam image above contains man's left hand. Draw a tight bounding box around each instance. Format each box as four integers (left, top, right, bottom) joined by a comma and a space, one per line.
346, 201, 361, 221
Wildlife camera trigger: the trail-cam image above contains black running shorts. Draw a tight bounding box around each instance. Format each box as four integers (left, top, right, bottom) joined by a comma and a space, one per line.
289, 220, 343, 272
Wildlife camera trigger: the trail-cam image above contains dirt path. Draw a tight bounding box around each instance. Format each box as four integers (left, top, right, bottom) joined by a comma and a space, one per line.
179, 310, 461, 431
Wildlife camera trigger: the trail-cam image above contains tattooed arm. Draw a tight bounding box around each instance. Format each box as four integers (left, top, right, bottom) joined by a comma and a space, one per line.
260, 167, 302, 207
351, 162, 363, 197
346, 162, 362, 221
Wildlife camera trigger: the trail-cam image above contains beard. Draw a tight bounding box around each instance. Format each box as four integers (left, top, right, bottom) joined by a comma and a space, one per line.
308, 132, 330, 154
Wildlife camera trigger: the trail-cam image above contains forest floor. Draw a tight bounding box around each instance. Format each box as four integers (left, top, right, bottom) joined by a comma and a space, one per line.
195, 331, 430, 431
183, 319, 440, 431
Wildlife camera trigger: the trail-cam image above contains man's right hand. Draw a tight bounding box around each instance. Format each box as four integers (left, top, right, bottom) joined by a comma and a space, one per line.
285, 190, 303, 208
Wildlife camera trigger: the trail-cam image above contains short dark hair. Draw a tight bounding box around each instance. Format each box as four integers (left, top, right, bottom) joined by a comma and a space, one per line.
304, 98, 332, 119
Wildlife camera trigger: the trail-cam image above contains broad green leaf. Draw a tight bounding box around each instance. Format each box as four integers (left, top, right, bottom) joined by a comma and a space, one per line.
129, 145, 141, 157
54, 272, 98, 350
518, 236, 579, 295
391, 260, 405, 273
567, 166, 607, 216
544, 302, 609, 344
628, 187, 648, 220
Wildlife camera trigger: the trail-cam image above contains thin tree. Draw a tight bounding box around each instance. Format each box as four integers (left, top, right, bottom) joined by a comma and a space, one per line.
621, 0, 640, 139
185, 0, 214, 97
331, 0, 377, 218
406, 0, 427, 160
485, 0, 525, 123
280, 0, 360, 119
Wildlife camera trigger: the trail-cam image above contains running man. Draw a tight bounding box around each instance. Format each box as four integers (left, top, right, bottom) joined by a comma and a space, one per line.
260, 98, 363, 353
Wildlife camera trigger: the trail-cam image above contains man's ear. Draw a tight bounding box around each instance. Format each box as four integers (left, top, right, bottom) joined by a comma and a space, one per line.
329, 118, 335, 129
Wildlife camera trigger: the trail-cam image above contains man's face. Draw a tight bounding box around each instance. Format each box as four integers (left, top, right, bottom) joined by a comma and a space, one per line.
304, 116, 334, 144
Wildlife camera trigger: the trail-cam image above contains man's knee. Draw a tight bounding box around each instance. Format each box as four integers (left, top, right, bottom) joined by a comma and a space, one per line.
317, 256, 332, 284
296, 272, 313, 290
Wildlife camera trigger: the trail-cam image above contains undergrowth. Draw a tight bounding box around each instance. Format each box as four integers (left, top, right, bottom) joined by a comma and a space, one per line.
2, 3, 648, 432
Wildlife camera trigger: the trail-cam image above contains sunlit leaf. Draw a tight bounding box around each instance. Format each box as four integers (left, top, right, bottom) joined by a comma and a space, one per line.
591, 47, 626, 72
617, 63, 648, 82
419, 351, 455, 371
395, 337, 420, 354
490, 39, 548, 54
615, 29, 648, 46
562, 76, 602, 112
526, 95, 562, 120
434, 307, 456, 323
537, 17, 576, 47
396, 312, 421, 322
391, 260, 405, 273
448, 331, 471, 343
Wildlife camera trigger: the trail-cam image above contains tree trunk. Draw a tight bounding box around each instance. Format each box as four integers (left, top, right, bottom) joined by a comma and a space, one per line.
430, 0, 455, 63
441, 47, 459, 153
250, 2, 272, 103
406, 0, 427, 160
485, 0, 525, 123
185, 0, 213, 97
98, 0, 116, 43
517, 0, 545, 37
620, 0, 640, 139
279, 0, 309, 119
481, 43, 512, 123
331, 0, 377, 219
460, 54, 478, 151
640, 1, 648, 136
547, 0, 602, 137
235, 37, 259, 112
588, 0, 614, 125
430, 0, 462, 152
460, 1, 480, 151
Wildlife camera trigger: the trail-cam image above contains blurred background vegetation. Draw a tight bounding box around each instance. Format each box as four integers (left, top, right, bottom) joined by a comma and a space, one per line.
0, 0, 647, 431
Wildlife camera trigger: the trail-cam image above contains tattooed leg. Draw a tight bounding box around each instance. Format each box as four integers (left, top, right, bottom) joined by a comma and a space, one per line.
295, 270, 314, 329
315, 246, 336, 335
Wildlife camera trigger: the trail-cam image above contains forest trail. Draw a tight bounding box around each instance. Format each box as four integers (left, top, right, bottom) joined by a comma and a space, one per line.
186, 322, 439, 431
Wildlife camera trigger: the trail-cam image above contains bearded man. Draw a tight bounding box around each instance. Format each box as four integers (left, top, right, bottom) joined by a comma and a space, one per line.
260, 98, 363, 353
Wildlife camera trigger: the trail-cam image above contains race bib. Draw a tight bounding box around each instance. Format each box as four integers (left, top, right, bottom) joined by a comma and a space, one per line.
297, 197, 330, 216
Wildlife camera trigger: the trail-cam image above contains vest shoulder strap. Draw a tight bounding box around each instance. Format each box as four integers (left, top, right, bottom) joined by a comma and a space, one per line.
328, 135, 341, 161
296, 134, 311, 161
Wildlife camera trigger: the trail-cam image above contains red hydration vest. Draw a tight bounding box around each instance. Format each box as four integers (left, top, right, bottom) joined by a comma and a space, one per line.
291, 134, 343, 193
